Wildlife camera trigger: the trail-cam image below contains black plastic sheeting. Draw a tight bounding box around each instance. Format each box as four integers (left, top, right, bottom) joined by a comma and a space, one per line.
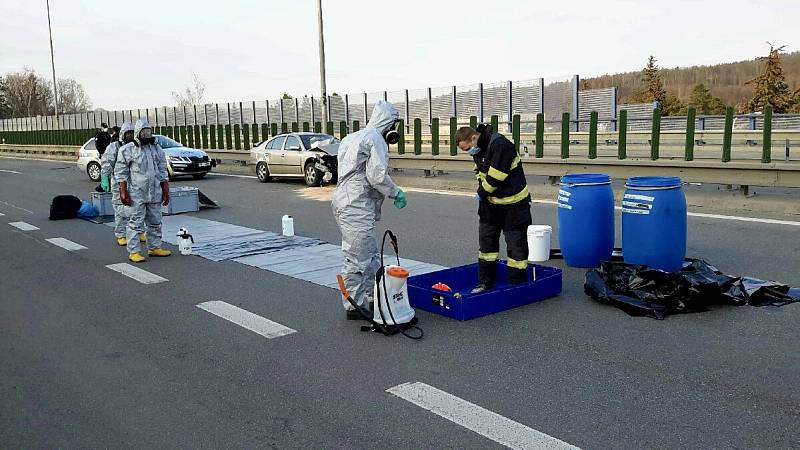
585, 259, 800, 319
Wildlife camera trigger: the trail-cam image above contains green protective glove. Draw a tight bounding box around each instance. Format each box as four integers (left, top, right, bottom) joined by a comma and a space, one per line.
100, 175, 111, 192
393, 189, 407, 209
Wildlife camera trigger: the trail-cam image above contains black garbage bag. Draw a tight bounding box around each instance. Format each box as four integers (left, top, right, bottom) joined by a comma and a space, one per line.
49, 195, 83, 220
585, 259, 800, 319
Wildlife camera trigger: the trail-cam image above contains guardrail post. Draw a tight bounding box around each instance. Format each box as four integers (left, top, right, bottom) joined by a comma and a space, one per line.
313, 122, 321, 133
651, 107, 661, 160
450, 117, 458, 156
187, 125, 195, 148
224, 124, 233, 150
588, 111, 598, 159
261, 123, 269, 140
490, 115, 498, 132
325, 121, 334, 136
470, 115, 477, 129
618, 110, 627, 159
243, 124, 250, 149
397, 119, 405, 154
271, 123, 279, 137
560, 112, 570, 158
209, 125, 216, 148
217, 125, 224, 149
250, 123, 258, 145
292, 122, 299, 133
339, 121, 348, 139
722, 106, 733, 162
352, 120, 360, 132
281, 122, 288, 134
512, 114, 520, 152
431, 118, 440, 156
413, 118, 422, 155
179, 125, 187, 146
535, 113, 544, 158
762, 105, 773, 163
233, 124, 242, 150
685, 108, 696, 161
302, 122, 310, 132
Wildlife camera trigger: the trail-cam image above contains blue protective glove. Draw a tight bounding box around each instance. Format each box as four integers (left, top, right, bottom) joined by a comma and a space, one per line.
393, 190, 407, 209
100, 175, 110, 192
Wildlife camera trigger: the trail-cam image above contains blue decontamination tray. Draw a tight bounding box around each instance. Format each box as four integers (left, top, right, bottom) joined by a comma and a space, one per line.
407, 262, 563, 321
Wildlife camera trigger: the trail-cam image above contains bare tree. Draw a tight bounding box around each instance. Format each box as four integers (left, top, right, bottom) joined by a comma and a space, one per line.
55, 78, 92, 113
172, 73, 206, 108
1, 68, 52, 117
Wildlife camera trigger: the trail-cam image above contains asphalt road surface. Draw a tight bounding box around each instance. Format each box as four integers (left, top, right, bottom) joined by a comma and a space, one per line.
1, 157, 799, 449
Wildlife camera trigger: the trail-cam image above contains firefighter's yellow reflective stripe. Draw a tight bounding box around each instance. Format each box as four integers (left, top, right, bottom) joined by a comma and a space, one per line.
479, 252, 499, 262
506, 257, 529, 270
487, 185, 530, 205
481, 178, 497, 193
510, 155, 521, 170
476, 171, 486, 181
487, 166, 508, 181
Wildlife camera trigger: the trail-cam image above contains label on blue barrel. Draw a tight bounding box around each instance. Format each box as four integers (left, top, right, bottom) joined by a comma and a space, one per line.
623, 194, 654, 215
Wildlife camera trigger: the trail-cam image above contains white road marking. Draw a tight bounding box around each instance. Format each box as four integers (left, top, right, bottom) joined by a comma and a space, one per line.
387, 382, 580, 450
0, 212, 4, 216
105, 263, 168, 284
207, 172, 258, 179
0, 155, 72, 163
0, 169, 21, 174
0, 200, 34, 214
45, 237, 87, 251
196, 301, 296, 339
8, 221, 39, 231
406, 188, 800, 227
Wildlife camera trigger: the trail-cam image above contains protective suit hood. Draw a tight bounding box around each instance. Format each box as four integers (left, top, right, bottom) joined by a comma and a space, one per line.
366, 100, 399, 135
120, 122, 135, 143
134, 119, 152, 138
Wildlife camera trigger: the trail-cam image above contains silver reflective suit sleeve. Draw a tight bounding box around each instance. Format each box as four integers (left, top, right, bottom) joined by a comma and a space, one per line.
365, 136, 399, 198
155, 145, 168, 182
114, 142, 132, 184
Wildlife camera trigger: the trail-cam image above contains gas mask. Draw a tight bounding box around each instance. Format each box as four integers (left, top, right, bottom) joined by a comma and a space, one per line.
122, 130, 135, 143
383, 120, 400, 145
137, 128, 156, 145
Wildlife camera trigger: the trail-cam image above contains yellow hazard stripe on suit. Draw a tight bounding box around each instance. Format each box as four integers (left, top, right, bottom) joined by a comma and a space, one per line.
487, 185, 530, 206
479, 252, 499, 262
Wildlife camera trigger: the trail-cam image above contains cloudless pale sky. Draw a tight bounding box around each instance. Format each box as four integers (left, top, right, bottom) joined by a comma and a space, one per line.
1, 0, 798, 110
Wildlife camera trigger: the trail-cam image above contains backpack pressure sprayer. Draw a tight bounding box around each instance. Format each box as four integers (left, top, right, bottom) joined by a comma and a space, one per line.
336, 230, 423, 340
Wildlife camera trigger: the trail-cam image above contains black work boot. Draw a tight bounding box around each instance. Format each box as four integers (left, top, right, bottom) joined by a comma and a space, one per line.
470, 283, 494, 294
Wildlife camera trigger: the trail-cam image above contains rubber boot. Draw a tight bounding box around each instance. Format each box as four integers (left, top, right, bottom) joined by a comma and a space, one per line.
129, 252, 146, 263
139, 233, 147, 242
117, 237, 127, 246
148, 248, 172, 257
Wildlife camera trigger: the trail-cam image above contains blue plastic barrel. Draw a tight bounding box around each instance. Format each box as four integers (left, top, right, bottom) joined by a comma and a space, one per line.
622, 176, 687, 272
557, 173, 614, 268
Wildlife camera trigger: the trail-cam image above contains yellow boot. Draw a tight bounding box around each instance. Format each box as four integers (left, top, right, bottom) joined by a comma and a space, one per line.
116, 237, 127, 246
148, 248, 172, 257
139, 233, 147, 242
129, 252, 146, 263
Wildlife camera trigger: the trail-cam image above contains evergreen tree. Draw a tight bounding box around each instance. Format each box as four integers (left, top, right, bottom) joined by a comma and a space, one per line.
687, 83, 726, 114
744, 44, 800, 113
643, 56, 667, 105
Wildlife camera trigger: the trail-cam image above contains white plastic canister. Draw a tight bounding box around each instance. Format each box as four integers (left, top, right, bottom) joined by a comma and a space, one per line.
282, 215, 295, 237
527, 225, 552, 262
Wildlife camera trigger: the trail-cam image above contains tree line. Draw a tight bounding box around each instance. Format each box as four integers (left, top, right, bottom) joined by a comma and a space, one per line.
0, 68, 92, 119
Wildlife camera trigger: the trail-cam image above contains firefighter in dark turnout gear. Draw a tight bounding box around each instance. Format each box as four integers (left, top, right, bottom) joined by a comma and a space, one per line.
457, 124, 532, 293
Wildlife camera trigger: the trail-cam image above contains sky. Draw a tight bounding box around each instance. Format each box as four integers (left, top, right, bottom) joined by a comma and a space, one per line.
1, 0, 798, 111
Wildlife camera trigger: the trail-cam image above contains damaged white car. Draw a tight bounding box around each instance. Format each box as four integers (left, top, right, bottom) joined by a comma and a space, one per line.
250, 132, 339, 186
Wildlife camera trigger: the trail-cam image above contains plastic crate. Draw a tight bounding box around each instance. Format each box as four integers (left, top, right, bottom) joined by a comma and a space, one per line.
163, 186, 199, 215
90, 191, 114, 217
407, 262, 562, 321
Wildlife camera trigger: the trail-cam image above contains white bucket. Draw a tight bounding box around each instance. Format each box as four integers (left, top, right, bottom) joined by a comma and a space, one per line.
282, 215, 295, 237
527, 225, 552, 262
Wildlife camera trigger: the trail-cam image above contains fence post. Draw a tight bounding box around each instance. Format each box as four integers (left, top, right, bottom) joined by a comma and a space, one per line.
234, 124, 242, 150
404, 89, 410, 132
450, 117, 458, 156
303, 122, 310, 132
431, 117, 439, 156
326, 121, 334, 136
225, 124, 233, 149
179, 124, 187, 146
469, 115, 477, 129
291, 122, 299, 132
588, 111, 598, 159
243, 124, 250, 149
208, 125, 215, 149
251, 123, 259, 144
187, 123, 195, 148
507, 80, 513, 132
413, 118, 422, 155
611, 87, 619, 132
478, 83, 484, 123
535, 113, 544, 158
762, 105, 773, 163
344, 94, 350, 124
561, 112, 570, 158
313, 122, 321, 133
217, 124, 224, 149
490, 115, 498, 132
281, 122, 288, 134
571, 74, 580, 132
451, 86, 457, 118
685, 107, 696, 161
397, 119, 405, 154
512, 114, 520, 152
427, 87, 433, 134
722, 106, 733, 162
618, 110, 627, 159
650, 107, 661, 160
352, 120, 359, 132
261, 124, 269, 140
339, 121, 347, 139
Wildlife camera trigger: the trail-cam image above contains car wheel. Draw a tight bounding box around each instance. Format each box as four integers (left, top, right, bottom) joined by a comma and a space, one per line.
304, 163, 322, 187
256, 162, 272, 183
192, 173, 207, 180
87, 162, 101, 182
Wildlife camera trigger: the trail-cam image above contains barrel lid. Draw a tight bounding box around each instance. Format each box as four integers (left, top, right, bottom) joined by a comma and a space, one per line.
560, 173, 611, 185
626, 176, 682, 189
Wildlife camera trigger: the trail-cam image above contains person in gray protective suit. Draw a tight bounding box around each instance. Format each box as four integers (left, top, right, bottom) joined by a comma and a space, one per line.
100, 122, 140, 246
332, 100, 407, 320
114, 119, 172, 263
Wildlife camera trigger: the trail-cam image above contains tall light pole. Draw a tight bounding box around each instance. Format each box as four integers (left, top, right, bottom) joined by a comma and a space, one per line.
46, 0, 59, 119
316, 0, 328, 126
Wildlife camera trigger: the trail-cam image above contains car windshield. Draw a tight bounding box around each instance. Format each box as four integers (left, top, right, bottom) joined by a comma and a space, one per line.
156, 135, 182, 149
300, 134, 337, 149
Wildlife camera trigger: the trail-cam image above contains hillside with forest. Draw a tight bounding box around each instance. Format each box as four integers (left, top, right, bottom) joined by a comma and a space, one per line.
584, 51, 800, 113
